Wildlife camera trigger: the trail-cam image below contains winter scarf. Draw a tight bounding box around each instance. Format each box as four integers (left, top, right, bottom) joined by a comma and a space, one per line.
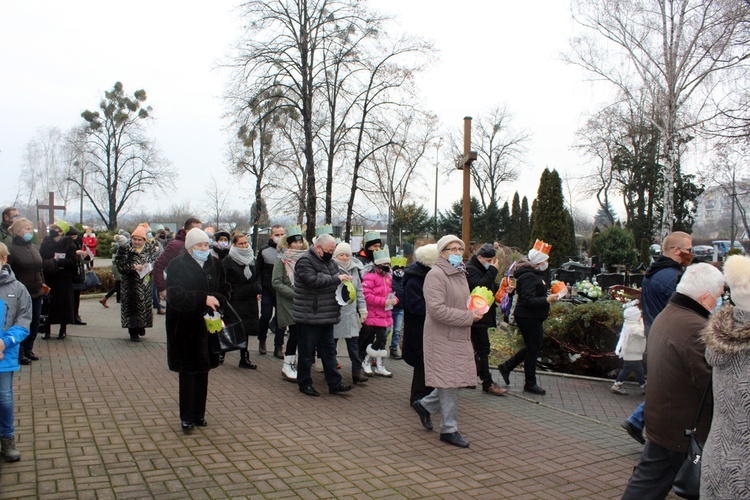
281, 248, 307, 286
228, 245, 255, 279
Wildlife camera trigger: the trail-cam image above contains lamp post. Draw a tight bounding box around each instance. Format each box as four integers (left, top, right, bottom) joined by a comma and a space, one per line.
75, 160, 84, 225
433, 139, 442, 236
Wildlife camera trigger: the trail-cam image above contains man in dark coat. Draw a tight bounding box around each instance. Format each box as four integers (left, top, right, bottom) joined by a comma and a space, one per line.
293, 234, 353, 397
154, 218, 202, 300
0, 207, 19, 246
622, 231, 693, 444
621, 263, 723, 499
256, 224, 286, 356
465, 244, 507, 396
39, 222, 78, 340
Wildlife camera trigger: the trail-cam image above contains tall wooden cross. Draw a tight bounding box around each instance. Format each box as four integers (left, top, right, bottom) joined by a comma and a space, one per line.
459, 117, 477, 257
36, 191, 66, 235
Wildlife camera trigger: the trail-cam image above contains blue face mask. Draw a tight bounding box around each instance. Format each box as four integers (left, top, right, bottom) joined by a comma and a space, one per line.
147, 232, 153, 239
483, 262, 490, 269
192, 249, 210, 262
714, 296, 723, 313
23, 233, 34, 242
448, 254, 463, 267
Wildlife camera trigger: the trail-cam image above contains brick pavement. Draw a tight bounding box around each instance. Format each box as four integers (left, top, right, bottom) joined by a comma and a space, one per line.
0, 296, 659, 499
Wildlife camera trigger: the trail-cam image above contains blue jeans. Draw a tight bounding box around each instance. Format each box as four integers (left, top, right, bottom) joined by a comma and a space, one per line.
389, 309, 404, 352
341, 337, 363, 374
297, 323, 342, 390
0, 371, 14, 438
628, 401, 646, 430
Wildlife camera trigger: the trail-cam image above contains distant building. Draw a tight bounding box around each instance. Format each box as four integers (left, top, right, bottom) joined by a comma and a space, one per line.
694, 182, 750, 227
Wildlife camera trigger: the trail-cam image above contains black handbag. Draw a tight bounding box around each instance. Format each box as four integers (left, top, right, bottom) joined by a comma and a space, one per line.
673, 374, 712, 499
72, 257, 86, 284
73, 271, 102, 291
216, 303, 247, 352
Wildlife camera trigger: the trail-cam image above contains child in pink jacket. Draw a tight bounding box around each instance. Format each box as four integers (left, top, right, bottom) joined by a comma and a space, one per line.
361, 248, 398, 377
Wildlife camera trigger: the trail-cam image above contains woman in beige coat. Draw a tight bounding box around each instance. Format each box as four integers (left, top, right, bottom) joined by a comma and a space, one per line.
411, 235, 483, 448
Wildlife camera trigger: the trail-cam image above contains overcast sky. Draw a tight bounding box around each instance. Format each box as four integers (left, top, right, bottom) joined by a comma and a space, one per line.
0, 0, 613, 223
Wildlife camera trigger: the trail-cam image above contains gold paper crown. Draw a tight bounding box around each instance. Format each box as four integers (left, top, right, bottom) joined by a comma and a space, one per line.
532, 239, 552, 255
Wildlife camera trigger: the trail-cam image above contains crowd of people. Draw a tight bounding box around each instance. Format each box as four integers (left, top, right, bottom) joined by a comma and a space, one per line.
2, 205, 750, 498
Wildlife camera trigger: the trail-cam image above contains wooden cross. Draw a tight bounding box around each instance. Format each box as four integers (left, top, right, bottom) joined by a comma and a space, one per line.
36, 191, 66, 235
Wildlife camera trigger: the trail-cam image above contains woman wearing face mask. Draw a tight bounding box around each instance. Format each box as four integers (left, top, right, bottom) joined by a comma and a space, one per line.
331, 242, 368, 384
221, 232, 259, 369
361, 248, 398, 377
165, 228, 229, 432
115, 225, 159, 342
410, 235, 484, 448
7, 218, 44, 363
498, 240, 559, 396
211, 231, 231, 261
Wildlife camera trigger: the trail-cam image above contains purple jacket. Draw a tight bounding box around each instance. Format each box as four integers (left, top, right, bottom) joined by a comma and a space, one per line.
153, 229, 186, 292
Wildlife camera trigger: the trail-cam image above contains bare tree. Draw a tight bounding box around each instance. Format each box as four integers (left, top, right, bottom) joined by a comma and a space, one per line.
70, 82, 175, 230
568, 0, 750, 240
202, 177, 233, 229
20, 126, 78, 210
466, 106, 528, 211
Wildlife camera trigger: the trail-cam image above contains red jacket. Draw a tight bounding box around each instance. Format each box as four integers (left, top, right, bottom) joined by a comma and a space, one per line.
82, 235, 97, 257
362, 270, 394, 327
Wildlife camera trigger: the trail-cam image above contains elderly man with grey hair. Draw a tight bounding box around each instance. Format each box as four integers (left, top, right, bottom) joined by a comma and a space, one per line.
622, 262, 724, 499
292, 233, 354, 397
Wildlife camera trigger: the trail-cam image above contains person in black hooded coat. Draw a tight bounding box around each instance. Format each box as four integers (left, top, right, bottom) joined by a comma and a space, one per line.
39, 225, 78, 339
401, 243, 437, 404
165, 228, 230, 432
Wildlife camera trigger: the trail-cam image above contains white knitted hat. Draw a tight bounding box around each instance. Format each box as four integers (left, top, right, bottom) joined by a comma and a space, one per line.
185, 228, 209, 250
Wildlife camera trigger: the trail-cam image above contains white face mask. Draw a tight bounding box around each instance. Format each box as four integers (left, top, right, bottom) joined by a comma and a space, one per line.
538, 262, 548, 272
273, 236, 282, 245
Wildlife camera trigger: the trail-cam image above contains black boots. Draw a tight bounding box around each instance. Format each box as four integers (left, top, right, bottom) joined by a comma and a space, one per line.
273, 346, 284, 359
239, 350, 257, 369
498, 362, 511, 385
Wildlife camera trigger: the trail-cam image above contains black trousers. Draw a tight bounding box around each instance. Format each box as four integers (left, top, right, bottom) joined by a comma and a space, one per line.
409, 363, 434, 404
178, 372, 209, 424
284, 324, 298, 356
471, 326, 492, 389
621, 440, 686, 500
359, 325, 387, 356
504, 316, 544, 386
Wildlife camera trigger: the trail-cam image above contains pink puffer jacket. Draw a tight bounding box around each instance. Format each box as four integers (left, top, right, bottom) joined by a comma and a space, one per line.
362, 270, 394, 327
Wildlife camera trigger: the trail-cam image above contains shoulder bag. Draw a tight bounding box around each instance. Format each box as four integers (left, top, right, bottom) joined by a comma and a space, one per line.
673, 374, 712, 499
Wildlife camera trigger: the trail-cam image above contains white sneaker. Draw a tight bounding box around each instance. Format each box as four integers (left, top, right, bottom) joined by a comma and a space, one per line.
282, 356, 297, 381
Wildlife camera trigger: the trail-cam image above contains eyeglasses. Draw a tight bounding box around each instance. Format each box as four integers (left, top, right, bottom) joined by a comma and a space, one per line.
444, 246, 464, 254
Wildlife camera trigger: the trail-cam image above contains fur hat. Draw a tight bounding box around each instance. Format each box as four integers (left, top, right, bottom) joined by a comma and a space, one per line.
131, 226, 148, 240
333, 242, 352, 258
437, 234, 463, 254
185, 228, 209, 249
373, 247, 391, 266
414, 244, 438, 267
724, 254, 750, 311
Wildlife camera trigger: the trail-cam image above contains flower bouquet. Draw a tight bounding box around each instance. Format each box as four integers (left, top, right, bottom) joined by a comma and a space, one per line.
575, 279, 603, 300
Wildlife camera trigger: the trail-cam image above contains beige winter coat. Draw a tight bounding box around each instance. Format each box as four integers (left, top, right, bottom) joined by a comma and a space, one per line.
423, 258, 477, 388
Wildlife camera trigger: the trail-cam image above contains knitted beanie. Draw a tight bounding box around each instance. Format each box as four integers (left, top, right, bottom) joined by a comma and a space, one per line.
185, 228, 209, 249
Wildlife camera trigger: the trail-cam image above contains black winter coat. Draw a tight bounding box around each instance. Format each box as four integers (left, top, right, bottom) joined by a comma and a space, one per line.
222, 255, 260, 338
401, 262, 430, 367
512, 264, 550, 320
465, 255, 499, 328
39, 236, 77, 325
7, 235, 44, 298
292, 248, 342, 325
256, 240, 280, 295
165, 252, 230, 374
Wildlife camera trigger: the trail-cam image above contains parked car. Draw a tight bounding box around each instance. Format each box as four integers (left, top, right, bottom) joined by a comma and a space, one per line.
692, 245, 714, 262
712, 240, 746, 258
